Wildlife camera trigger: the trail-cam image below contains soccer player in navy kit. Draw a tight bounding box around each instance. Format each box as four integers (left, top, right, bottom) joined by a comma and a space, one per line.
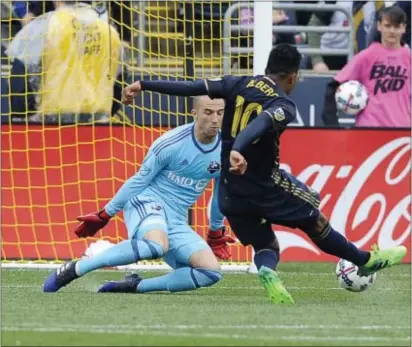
119, 44, 407, 304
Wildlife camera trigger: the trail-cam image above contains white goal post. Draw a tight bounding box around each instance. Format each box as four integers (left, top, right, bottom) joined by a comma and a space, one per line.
247, 0, 274, 274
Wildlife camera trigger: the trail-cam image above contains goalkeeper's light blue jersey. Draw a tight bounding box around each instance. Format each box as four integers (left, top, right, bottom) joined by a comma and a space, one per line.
105, 123, 224, 229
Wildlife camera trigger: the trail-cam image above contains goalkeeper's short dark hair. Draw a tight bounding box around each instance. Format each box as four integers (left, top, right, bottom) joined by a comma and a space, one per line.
265, 44, 302, 77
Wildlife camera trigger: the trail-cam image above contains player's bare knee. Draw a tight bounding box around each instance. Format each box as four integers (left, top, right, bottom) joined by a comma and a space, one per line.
252, 236, 280, 254
253, 238, 280, 262
190, 249, 221, 272
143, 229, 169, 255
189, 249, 222, 288
267, 239, 280, 252
303, 212, 332, 241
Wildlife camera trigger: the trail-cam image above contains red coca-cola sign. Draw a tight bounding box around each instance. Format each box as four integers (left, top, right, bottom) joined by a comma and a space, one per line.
272, 129, 410, 262
1, 126, 410, 262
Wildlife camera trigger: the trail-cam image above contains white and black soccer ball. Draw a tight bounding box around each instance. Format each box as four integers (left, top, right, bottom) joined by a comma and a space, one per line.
335, 80, 369, 115
335, 259, 377, 292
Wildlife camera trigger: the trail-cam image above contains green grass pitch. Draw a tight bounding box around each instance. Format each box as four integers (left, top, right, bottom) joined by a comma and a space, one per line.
1, 263, 411, 346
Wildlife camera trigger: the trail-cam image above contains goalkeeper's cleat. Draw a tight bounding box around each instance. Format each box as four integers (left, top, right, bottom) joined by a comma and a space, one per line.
258, 266, 295, 304
98, 273, 142, 293
124, 273, 141, 282
43, 261, 79, 293
359, 245, 407, 275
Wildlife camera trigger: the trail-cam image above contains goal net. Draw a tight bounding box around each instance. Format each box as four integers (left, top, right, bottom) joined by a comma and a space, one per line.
1, 0, 255, 270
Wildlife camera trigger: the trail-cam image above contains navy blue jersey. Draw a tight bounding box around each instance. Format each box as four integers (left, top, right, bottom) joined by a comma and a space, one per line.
206, 75, 297, 197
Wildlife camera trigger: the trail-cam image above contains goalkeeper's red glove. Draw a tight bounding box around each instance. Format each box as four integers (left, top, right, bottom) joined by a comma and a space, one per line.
207, 227, 236, 260
74, 209, 111, 238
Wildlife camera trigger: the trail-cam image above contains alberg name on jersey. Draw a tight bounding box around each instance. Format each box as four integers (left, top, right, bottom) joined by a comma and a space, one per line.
206, 75, 297, 197
245, 78, 279, 97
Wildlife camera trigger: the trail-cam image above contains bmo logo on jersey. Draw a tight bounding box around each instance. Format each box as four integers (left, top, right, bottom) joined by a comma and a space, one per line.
167, 172, 209, 192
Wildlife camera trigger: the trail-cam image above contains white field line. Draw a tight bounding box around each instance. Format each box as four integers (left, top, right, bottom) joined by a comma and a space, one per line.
2, 322, 410, 331
217, 286, 410, 291
2, 265, 410, 277
2, 324, 410, 343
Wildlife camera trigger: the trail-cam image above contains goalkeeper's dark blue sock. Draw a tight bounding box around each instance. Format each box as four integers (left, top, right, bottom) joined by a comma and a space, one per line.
313, 227, 370, 266
254, 249, 280, 271
138, 267, 222, 293
76, 239, 164, 276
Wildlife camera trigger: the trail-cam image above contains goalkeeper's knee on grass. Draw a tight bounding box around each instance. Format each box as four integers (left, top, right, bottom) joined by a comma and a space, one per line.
166, 267, 222, 292
188, 268, 222, 289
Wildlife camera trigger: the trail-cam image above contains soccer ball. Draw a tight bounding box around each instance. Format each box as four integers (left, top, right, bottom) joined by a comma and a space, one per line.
335, 80, 368, 115
83, 240, 115, 259
335, 259, 376, 292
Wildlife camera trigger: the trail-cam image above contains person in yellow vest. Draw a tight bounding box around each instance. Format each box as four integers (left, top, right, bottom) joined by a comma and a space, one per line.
7, 1, 123, 124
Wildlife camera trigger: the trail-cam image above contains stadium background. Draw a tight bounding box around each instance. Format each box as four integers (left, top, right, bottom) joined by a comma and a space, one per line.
1, 1, 410, 266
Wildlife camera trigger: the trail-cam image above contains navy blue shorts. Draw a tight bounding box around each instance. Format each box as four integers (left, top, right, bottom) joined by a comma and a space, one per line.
219, 169, 321, 247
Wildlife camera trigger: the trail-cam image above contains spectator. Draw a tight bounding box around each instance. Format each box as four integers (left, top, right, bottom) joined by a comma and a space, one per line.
12, 1, 34, 27
352, 1, 385, 53
193, 1, 230, 22
1, 2, 21, 48
233, 2, 297, 69
12, 1, 55, 26
294, 0, 318, 26
307, 1, 353, 72
7, 0, 125, 124
239, 6, 296, 44
108, 1, 133, 44
367, 1, 411, 47
321, 5, 410, 128
307, 1, 383, 72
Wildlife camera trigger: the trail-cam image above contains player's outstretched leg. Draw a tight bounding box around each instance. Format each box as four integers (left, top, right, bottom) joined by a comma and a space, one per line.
43, 236, 165, 292
98, 273, 143, 293
304, 213, 407, 275
254, 246, 295, 304
98, 267, 221, 293
99, 242, 222, 294
258, 266, 295, 304
224, 212, 294, 304
43, 261, 79, 293
359, 244, 407, 275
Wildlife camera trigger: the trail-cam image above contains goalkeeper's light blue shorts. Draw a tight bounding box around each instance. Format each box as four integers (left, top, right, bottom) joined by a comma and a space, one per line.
123, 195, 210, 269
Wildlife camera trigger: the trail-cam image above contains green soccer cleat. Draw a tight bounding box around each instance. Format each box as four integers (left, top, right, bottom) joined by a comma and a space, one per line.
359, 245, 407, 275
258, 266, 295, 304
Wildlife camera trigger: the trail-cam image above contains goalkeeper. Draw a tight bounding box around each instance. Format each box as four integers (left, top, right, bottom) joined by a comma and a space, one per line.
44, 96, 235, 293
